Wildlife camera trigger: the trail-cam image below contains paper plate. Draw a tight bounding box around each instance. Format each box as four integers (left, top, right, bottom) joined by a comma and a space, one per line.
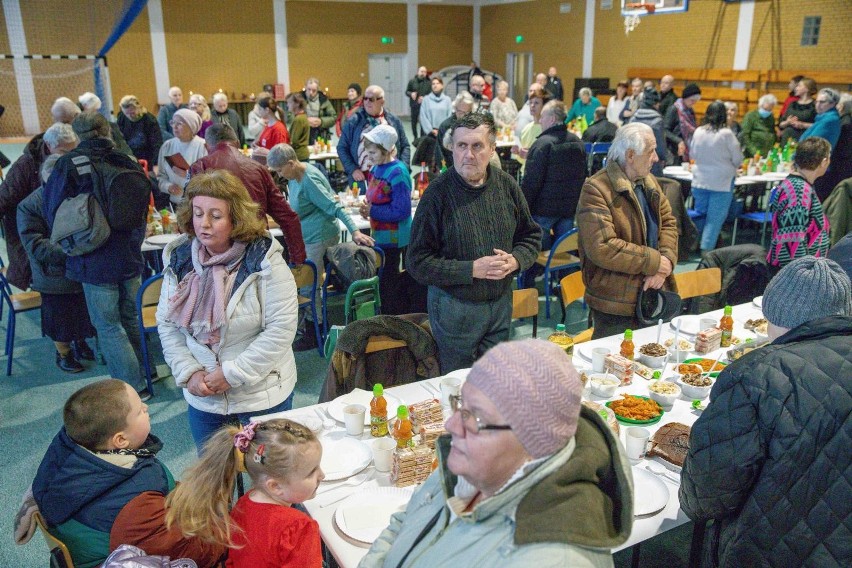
669, 315, 702, 336
632, 466, 671, 516
328, 389, 402, 426
319, 437, 372, 481
334, 486, 414, 545
752, 296, 763, 308
145, 233, 181, 246
575, 344, 595, 363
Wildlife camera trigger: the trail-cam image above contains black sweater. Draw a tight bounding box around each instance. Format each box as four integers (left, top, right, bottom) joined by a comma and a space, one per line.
407, 166, 541, 302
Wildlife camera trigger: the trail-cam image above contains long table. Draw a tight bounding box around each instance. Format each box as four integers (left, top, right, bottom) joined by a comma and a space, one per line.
254, 300, 767, 567
662, 166, 787, 186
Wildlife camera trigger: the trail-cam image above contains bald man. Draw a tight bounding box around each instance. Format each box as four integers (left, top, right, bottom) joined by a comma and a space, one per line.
406, 66, 432, 138
658, 74, 678, 118
545, 66, 564, 101
157, 86, 186, 141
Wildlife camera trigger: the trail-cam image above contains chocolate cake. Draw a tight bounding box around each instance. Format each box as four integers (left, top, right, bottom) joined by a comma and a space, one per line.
646, 422, 691, 467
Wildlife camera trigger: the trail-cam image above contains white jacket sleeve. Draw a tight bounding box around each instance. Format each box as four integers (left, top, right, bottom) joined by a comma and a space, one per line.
155, 268, 205, 387
221, 258, 298, 388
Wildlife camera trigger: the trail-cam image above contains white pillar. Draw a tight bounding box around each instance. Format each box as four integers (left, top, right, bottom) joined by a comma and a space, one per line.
3, 0, 39, 134
407, 2, 418, 78
583, 0, 596, 78
472, 3, 481, 65
147, 0, 171, 104
273, 0, 291, 90
733, 0, 755, 70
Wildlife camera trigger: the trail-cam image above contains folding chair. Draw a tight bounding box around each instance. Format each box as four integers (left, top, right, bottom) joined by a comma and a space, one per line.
290, 260, 324, 356
512, 288, 539, 338
520, 228, 581, 319
732, 186, 777, 246
0, 271, 42, 375
559, 272, 593, 344
588, 142, 611, 175
673, 267, 722, 301
322, 246, 385, 335
33, 511, 74, 568
135, 273, 162, 396
345, 276, 381, 324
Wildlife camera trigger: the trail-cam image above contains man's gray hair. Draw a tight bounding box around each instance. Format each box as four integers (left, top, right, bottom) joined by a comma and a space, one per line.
78, 92, 101, 111
212, 92, 228, 103
267, 143, 298, 168
51, 97, 81, 124
449, 111, 497, 146
40, 153, 62, 183
43, 122, 78, 150
306, 77, 320, 88
819, 88, 841, 107
542, 100, 567, 124
452, 90, 475, 112
579, 87, 592, 98
838, 93, 852, 116
365, 85, 385, 99
204, 122, 238, 147
608, 122, 653, 166
758, 93, 777, 107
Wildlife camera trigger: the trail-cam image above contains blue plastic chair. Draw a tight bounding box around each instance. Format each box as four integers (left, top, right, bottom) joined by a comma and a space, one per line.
732, 186, 778, 246
135, 273, 162, 396
290, 260, 324, 356
0, 271, 42, 375
519, 228, 581, 319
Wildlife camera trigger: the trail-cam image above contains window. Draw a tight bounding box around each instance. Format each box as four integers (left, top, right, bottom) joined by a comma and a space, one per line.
801, 16, 821, 46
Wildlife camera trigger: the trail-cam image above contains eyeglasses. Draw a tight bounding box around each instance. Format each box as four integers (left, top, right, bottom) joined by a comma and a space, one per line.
449, 394, 512, 434
364, 96, 384, 102
169, 120, 185, 127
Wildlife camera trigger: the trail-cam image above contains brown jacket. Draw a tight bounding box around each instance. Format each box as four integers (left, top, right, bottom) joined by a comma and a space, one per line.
577, 161, 678, 316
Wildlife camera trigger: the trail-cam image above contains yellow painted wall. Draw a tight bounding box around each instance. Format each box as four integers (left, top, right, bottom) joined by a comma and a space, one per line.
419, 4, 472, 72
108, 9, 156, 114
286, 1, 408, 98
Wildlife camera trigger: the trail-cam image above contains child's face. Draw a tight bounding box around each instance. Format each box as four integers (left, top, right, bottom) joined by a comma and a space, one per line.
279, 441, 325, 504
121, 384, 151, 449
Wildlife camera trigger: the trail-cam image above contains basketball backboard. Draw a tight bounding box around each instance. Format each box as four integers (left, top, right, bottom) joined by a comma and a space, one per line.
621, 0, 689, 17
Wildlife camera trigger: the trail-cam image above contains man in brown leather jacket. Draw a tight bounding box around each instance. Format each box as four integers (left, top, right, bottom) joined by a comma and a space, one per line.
577, 122, 678, 338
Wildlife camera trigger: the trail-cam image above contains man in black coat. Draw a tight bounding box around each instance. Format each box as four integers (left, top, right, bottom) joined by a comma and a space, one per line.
521, 100, 586, 251
582, 107, 617, 143
406, 66, 431, 138
680, 256, 852, 568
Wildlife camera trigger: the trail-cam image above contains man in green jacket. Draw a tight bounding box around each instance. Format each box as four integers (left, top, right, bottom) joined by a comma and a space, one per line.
302, 77, 337, 144
740, 94, 778, 158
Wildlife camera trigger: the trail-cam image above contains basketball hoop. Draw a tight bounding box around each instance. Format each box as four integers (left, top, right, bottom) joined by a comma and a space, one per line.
624, 3, 656, 35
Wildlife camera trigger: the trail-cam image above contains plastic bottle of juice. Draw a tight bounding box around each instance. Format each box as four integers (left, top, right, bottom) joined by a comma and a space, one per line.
160, 209, 171, 234
547, 323, 574, 356
620, 329, 634, 360
351, 182, 360, 200
370, 383, 388, 437
440, 160, 448, 174
417, 162, 429, 197
392, 405, 413, 448
720, 305, 734, 347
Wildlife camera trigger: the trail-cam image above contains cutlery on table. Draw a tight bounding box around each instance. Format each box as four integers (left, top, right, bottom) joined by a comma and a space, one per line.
644, 463, 681, 484
315, 471, 375, 508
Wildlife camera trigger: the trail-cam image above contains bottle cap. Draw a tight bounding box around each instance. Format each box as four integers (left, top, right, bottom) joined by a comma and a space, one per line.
724, 305, 732, 315
624, 329, 633, 339
373, 383, 383, 396
397, 405, 409, 419
555, 324, 566, 332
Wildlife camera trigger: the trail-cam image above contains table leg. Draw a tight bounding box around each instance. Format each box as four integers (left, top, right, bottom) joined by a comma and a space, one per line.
631, 543, 641, 568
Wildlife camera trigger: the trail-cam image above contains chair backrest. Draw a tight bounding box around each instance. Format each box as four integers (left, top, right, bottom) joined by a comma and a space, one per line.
290, 260, 318, 290
139, 273, 164, 308
560, 271, 586, 307
345, 276, 381, 324
512, 288, 538, 320
543, 228, 580, 270
674, 267, 722, 300
33, 512, 74, 568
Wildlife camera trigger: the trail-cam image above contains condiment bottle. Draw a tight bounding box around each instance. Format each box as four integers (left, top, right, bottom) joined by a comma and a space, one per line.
392, 405, 413, 448
417, 162, 429, 198
351, 182, 360, 200
720, 305, 734, 347
620, 329, 634, 360
370, 383, 388, 437
547, 323, 574, 356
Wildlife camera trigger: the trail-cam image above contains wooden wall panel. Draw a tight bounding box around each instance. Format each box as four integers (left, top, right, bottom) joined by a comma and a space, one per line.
418, 4, 472, 73
107, 7, 157, 113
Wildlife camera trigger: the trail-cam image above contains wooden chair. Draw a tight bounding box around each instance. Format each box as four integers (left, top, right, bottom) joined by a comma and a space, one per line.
559, 272, 593, 344
0, 271, 42, 375
290, 260, 324, 356
674, 267, 723, 300
33, 511, 74, 568
512, 288, 539, 338
136, 273, 163, 395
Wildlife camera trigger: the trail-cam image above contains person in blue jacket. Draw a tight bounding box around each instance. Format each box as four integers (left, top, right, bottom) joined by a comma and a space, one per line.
337, 84, 410, 187
800, 88, 841, 149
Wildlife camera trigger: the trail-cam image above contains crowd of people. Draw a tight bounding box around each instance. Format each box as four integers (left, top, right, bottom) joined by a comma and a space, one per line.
3, 64, 851, 568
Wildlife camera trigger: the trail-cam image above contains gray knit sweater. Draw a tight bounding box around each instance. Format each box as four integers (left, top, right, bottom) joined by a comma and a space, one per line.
406, 166, 541, 302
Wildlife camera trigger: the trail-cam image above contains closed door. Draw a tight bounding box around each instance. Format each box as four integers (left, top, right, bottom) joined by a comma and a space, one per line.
506, 52, 533, 107
368, 53, 408, 117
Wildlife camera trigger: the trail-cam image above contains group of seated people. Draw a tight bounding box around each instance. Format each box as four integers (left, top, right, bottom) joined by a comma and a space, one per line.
4, 67, 851, 567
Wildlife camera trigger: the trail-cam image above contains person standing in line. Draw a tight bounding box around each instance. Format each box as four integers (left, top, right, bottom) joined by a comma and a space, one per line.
406, 66, 432, 139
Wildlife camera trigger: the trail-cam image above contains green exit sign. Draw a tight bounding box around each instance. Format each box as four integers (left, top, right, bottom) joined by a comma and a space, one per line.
381, 36, 395, 44
515, 35, 524, 43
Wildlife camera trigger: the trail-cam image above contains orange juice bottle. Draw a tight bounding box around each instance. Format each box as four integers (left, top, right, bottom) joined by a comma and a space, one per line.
160, 210, 171, 234
392, 405, 413, 448
351, 182, 360, 200
620, 329, 634, 360
370, 384, 388, 437
417, 162, 429, 197
720, 305, 734, 347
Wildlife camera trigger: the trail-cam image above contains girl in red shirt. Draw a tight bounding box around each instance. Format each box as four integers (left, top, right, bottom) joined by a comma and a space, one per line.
165, 420, 325, 567
253, 98, 290, 152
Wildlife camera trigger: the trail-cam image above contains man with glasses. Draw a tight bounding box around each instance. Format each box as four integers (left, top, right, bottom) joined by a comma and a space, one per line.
360, 339, 633, 566
799, 88, 841, 149
337, 85, 410, 186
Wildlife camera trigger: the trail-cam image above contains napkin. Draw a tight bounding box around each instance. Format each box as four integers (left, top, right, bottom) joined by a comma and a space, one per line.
342, 503, 405, 530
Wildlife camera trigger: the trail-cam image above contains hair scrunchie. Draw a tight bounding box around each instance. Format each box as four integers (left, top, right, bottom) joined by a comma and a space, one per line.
234, 421, 260, 453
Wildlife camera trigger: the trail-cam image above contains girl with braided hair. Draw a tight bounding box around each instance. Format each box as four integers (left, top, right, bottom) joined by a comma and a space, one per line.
165, 419, 325, 567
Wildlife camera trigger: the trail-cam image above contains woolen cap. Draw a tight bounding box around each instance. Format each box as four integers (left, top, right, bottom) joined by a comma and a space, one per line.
682, 83, 701, 99
173, 108, 201, 135
362, 123, 398, 152
763, 256, 852, 330
465, 339, 582, 458
348, 83, 363, 96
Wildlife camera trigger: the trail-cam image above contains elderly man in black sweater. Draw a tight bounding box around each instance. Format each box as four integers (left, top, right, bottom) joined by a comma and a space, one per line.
407, 113, 541, 373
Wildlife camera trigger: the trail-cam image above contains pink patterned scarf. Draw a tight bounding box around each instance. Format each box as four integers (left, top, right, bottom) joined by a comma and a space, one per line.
166, 239, 246, 348
674, 98, 697, 161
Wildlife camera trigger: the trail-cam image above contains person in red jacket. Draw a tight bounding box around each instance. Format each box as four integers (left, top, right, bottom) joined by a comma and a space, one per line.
189, 123, 306, 264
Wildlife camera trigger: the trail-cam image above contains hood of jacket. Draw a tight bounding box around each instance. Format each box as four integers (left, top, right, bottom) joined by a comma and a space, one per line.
32, 428, 168, 529
24, 133, 49, 167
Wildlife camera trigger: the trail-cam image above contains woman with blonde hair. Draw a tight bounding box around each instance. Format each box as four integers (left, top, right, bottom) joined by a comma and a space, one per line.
779, 77, 817, 143
489, 80, 518, 129
117, 95, 163, 168
156, 170, 298, 451
188, 94, 214, 138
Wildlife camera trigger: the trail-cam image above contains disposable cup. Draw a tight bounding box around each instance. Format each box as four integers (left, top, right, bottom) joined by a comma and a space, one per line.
592, 347, 611, 373
699, 318, 717, 331
625, 427, 651, 461
343, 404, 366, 436
372, 437, 396, 472
439, 377, 462, 408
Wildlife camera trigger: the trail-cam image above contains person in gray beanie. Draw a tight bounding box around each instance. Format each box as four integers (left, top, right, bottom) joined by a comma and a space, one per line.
680, 256, 852, 567
360, 339, 633, 568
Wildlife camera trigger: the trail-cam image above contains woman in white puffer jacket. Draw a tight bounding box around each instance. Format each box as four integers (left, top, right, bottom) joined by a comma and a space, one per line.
156, 170, 298, 452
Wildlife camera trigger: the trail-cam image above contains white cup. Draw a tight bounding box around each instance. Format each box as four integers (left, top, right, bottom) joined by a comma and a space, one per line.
439, 377, 462, 408
592, 347, 611, 373
700, 318, 717, 331
625, 427, 651, 461
343, 404, 366, 436
372, 437, 397, 472
681, 162, 690, 171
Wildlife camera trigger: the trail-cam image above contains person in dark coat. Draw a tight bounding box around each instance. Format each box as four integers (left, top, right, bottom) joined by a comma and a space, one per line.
0, 123, 78, 290
211, 92, 246, 147
522, 100, 586, 250
582, 106, 617, 144
117, 95, 163, 168
680, 256, 852, 568
406, 66, 431, 138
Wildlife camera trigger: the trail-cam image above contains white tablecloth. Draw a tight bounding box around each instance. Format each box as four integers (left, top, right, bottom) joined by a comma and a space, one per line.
256, 300, 767, 567
662, 166, 787, 186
